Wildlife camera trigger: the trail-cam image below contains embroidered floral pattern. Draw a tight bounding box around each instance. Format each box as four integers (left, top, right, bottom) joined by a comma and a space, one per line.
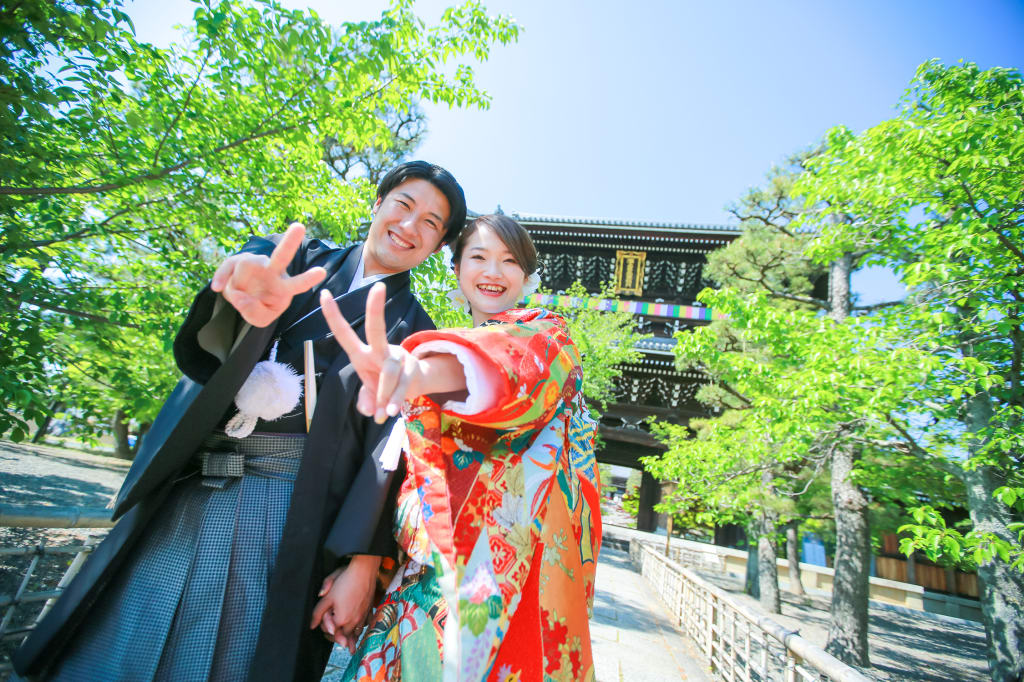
343, 310, 601, 682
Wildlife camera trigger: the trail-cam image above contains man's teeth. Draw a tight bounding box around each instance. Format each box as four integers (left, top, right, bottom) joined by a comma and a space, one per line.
390, 232, 412, 248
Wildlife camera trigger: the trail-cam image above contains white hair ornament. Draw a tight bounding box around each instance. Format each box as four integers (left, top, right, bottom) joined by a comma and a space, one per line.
520, 271, 541, 300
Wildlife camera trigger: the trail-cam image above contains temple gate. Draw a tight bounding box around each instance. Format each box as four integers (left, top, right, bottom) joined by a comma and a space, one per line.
514, 213, 741, 531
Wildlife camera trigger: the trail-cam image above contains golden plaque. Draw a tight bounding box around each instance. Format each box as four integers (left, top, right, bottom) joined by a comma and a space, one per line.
614, 250, 646, 296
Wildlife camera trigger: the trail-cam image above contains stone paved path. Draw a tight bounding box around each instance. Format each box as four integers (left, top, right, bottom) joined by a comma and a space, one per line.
590, 547, 710, 681
605, 526, 990, 682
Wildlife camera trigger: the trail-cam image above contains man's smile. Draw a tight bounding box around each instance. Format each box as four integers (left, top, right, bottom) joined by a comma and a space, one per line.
387, 230, 414, 250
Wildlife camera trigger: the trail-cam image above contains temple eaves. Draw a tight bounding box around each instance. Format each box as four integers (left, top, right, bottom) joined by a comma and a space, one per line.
467, 209, 741, 236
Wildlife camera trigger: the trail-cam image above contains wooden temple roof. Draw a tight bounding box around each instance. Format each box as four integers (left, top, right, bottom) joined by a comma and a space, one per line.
510, 212, 739, 235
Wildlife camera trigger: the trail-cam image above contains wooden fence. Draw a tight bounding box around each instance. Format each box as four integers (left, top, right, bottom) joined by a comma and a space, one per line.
630, 540, 872, 682
0, 506, 110, 678
874, 556, 979, 598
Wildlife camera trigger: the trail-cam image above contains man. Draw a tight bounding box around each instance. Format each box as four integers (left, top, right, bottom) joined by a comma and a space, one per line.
14, 161, 466, 681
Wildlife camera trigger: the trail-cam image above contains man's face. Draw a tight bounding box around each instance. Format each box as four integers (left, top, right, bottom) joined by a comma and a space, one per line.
362, 178, 450, 276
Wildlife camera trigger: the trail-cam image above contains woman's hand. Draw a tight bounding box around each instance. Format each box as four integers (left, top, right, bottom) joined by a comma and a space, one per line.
309, 555, 381, 653
320, 283, 469, 422
320, 284, 426, 423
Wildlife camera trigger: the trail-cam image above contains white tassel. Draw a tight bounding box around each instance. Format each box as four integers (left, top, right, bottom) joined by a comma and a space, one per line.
225, 341, 303, 439
378, 417, 408, 471
224, 411, 259, 439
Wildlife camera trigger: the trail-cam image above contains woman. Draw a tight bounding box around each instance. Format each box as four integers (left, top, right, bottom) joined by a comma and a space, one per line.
318, 215, 602, 681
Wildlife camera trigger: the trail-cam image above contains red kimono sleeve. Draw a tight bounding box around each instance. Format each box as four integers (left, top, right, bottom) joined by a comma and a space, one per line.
401, 308, 584, 431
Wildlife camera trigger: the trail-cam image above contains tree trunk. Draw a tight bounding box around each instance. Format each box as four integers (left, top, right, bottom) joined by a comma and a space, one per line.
112, 408, 132, 459
758, 515, 781, 614
828, 251, 853, 322
787, 521, 806, 598
757, 471, 781, 614
131, 422, 151, 456
963, 392, 1024, 682
825, 443, 871, 667
32, 400, 63, 443
745, 522, 760, 599
823, 250, 870, 666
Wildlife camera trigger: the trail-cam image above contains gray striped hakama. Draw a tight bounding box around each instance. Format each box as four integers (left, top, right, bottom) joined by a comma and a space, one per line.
49, 432, 305, 682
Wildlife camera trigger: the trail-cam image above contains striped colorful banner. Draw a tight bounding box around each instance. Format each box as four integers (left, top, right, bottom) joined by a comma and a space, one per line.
523, 293, 720, 320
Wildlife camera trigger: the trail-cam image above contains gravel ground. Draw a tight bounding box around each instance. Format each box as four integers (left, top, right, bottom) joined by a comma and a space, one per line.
696, 571, 990, 681
0, 440, 127, 675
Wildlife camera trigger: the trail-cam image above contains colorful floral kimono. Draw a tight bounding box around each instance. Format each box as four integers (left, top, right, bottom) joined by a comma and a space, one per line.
343, 309, 602, 682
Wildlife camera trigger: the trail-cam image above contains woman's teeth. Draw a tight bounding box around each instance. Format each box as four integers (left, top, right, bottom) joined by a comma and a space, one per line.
477, 284, 506, 294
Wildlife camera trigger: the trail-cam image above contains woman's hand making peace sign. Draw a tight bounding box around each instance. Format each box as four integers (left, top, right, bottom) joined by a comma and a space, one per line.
319, 283, 467, 423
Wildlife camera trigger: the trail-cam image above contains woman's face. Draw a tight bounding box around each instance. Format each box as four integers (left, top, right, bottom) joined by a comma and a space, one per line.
455, 224, 527, 324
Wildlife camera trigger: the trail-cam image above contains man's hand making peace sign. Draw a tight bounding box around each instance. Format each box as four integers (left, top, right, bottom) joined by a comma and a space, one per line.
211, 223, 327, 328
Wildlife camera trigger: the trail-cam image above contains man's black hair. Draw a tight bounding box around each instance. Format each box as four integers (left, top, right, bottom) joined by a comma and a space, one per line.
376, 161, 467, 245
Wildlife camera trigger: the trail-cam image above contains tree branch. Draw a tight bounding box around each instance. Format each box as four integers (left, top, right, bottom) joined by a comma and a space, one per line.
1, 67, 404, 198
52, 351, 121, 392
852, 299, 905, 313
28, 300, 141, 329
151, 50, 211, 168
0, 206, 180, 253
882, 414, 963, 477
0, 121, 304, 197
717, 380, 753, 408
960, 179, 1024, 267
768, 290, 831, 310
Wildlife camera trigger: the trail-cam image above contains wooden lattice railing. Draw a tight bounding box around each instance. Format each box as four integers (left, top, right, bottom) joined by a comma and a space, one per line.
629, 540, 872, 682
0, 505, 111, 678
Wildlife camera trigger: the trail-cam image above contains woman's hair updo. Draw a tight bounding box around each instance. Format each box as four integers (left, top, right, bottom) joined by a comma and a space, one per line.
451, 214, 538, 275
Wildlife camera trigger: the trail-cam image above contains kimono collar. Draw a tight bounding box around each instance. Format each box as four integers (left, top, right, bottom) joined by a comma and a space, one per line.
275, 244, 413, 355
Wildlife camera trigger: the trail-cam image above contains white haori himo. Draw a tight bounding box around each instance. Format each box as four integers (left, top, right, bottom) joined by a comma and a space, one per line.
225, 340, 303, 438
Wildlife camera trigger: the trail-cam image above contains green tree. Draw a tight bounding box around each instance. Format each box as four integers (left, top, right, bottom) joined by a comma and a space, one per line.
621, 468, 642, 520
648, 157, 963, 666
649, 407, 819, 615
659, 288, 955, 656
796, 60, 1024, 681
1, 0, 519, 442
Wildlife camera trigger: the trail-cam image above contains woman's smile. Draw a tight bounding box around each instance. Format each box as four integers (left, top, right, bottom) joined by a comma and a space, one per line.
476, 283, 507, 296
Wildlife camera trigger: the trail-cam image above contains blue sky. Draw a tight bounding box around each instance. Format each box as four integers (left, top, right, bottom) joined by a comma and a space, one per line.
125, 0, 1024, 303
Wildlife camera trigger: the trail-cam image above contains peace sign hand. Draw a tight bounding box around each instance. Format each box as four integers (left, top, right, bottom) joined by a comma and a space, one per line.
320, 283, 425, 423
211, 222, 327, 328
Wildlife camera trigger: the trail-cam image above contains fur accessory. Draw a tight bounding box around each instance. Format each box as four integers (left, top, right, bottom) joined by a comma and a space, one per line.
224, 340, 303, 438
